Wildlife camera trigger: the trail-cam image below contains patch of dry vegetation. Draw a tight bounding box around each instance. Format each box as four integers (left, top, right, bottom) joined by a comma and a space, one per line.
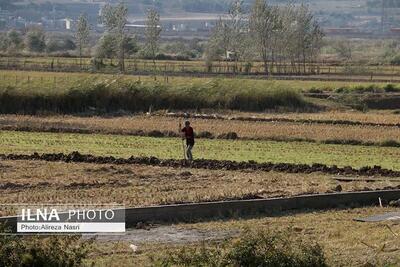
230, 110, 400, 124
1, 114, 400, 143
88, 207, 400, 266
177, 207, 400, 266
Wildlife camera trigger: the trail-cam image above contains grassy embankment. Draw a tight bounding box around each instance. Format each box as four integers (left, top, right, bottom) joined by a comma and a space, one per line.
0, 70, 400, 114
0, 71, 312, 114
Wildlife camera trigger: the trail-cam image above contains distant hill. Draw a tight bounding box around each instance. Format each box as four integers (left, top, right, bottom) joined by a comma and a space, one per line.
18, 0, 371, 15
117, 0, 232, 14
18, 0, 233, 14
0, 0, 19, 10
368, 0, 400, 8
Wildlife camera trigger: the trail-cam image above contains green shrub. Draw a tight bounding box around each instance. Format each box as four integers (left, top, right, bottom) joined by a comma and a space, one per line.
384, 84, 400, 93
0, 224, 91, 267
225, 88, 308, 112
390, 54, 400, 65
154, 229, 327, 267
334, 87, 347, 93
226, 230, 326, 267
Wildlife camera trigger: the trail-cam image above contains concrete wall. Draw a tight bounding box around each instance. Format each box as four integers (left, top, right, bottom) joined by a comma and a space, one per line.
0, 190, 399, 230
124, 190, 400, 226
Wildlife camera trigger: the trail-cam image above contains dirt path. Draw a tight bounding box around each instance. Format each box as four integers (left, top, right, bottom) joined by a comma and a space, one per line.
93, 226, 238, 244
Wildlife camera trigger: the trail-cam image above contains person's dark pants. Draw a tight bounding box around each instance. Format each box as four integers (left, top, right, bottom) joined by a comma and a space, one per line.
186, 139, 195, 161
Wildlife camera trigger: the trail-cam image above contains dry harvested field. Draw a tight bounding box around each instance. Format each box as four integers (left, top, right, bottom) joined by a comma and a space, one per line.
1, 114, 399, 144
223, 110, 400, 125
1, 157, 400, 266
180, 207, 400, 266
1, 160, 399, 217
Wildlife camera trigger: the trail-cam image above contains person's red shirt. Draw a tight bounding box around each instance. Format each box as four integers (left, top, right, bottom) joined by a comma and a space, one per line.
182, 127, 194, 140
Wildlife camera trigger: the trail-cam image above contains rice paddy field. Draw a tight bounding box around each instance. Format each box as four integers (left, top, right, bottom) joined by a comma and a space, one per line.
1, 68, 400, 266
2, 130, 400, 170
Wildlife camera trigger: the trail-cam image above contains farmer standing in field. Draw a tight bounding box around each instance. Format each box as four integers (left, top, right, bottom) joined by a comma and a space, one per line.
181, 121, 195, 162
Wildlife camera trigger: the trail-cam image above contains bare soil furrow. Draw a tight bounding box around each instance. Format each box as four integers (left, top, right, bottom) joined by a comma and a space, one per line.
2, 152, 400, 178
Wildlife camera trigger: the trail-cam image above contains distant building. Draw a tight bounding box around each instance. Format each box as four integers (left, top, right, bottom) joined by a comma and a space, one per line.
0, 8, 11, 20
390, 28, 400, 34
63, 19, 73, 30
324, 27, 359, 34
9, 17, 27, 29
226, 51, 237, 61
0, 8, 11, 29
125, 23, 161, 34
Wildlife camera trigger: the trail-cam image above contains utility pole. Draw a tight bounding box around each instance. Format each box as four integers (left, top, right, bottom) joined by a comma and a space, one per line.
51, 5, 57, 30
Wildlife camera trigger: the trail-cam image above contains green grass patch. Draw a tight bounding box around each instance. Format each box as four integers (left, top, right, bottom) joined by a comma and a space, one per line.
1, 131, 400, 170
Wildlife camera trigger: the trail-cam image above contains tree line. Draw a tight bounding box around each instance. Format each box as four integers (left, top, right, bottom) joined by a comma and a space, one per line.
0, 1, 323, 75
0, 3, 162, 73
72, 3, 162, 72
206, 0, 324, 75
